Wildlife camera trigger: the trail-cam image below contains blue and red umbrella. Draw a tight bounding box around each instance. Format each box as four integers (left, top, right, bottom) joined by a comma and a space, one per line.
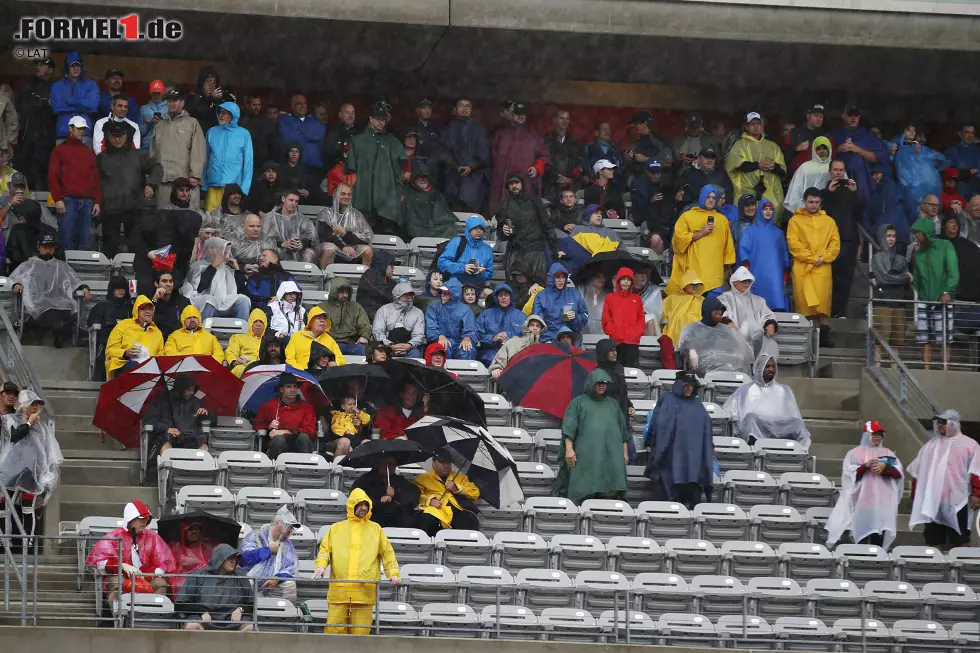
496, 342, 597, 419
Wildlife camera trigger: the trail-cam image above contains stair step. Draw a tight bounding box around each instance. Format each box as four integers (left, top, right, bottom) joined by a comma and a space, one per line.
802, 409, 860, 421
61, 461, 140, 487
55, 430, 126, 451
58, 485, 158, 523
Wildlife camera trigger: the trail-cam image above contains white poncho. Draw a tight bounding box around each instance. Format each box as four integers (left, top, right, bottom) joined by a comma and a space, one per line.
909, 410, 979, 533
7, 257, 83, 319
718, 266, 779, 358
0, 390, 63, 500
181, 237, 243, 312
722, 353, 811, 447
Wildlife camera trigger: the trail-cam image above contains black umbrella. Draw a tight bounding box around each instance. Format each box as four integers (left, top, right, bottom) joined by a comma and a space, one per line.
156, 510, 241, 547
571, 249, 662, 287
338, 438, 433, 469
317, 364, 393, 404
380, 358, 486, 425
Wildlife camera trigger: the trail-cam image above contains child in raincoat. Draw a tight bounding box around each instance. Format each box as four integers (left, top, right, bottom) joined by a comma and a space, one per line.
660, 269, 705, 368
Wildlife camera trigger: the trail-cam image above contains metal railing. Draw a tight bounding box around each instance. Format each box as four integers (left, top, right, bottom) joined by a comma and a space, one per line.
866, 320, 940, 435
0, 305, 54, 418
867, 298, 980, 371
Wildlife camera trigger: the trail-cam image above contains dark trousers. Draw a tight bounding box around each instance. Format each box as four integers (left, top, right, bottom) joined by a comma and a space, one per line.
26, 308, 73, 344
858, 532, 884, 546
100, 209, 138, 259
923, 506, 970, 548
831, 239, 859, 317
417, 505, 480, 537
267, 432, 314, 460
15, 132, 55, 192
616, 343, 640, 368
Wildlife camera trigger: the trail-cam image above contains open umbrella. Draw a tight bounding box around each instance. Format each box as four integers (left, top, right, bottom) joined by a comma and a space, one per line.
156, 510, 241, 547
571, 249, 661, 287
496, 342, 597, 419
318, 364, 393, 404
405, 415, 523, 508
339, 439, 433, 487
239, 364, 329, 414
381, 358, 486, 425
94, 355, 243, 448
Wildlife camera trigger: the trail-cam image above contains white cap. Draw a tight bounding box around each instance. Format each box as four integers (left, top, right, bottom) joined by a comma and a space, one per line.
745, 112, 762, 123
593, 159, 618, 174
68, 115, 89, 129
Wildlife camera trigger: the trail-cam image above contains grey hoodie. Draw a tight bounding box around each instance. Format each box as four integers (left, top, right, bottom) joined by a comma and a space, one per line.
176, 543, 253, 626
870, 223, 910, 301
488, 314, 546, 372
372, 281, 426, 347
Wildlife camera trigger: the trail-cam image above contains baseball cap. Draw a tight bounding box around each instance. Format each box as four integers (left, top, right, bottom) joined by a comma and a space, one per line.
173, 177, 193, 189
162, 88, 183, 101
646, 159, 663, 173
38, 233, 56, 247
745, 112, 762, 123
105, 120, 127, 136
438, 285, 451, 293
104, 68, 123, 79
402, 127, 420, 139
1, 382, 19, 395
512, 102, 527, 115
418, 98, 433, 108
631, 110, 653, 124
262, 160, 280, 172
37, 57, 55, 68
807, 104, 825, 115
698, 146, 717, 158
499, 99, 514, 112
370, 101, 390, 119
149, 79, 165, 93
686, 113, 703, 128
593, 159, 618, 174
7, 171, 27, 188
844, 104, 861, 116
863, 420, 885, 434
68, 115, 89, 129
432, 448, 454, 463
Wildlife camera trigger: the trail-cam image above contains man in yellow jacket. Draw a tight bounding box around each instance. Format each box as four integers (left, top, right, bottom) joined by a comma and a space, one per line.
312, 489, 400, 634
285, 306, 346, 369
726, 112, 787, 223
786, 187, 840, 347
666, 185, 735, 297
104, 295, 164, 378
163, 305, 224, 362
414, 449, 480, 536
225, 308, 267, 376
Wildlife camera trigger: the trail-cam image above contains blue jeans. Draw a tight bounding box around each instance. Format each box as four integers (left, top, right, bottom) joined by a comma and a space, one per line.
704, 286, 723, 299
478, 346, 498, 367
392, 346, 422, 358
61, 198, 93, 250
338, 343, 366, 356
200, 296, 251, 321
447, 343, 477, 360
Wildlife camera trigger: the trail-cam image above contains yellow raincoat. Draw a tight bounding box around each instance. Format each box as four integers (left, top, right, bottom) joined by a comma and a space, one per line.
104, 295, 164, 377
163, 305, 224, 362
726, 132, 787, 223
786, 208, 841, 317
284, 306, 346, 369
666, 195, 735, 295
414, 469, 480, 528
224, 308, 267, 377
662, 269, 706, 343
314, 488, 400, 605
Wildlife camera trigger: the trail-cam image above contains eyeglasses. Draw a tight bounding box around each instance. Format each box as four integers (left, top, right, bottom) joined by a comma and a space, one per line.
936, 418, 948, 425
922, 202, 940, 208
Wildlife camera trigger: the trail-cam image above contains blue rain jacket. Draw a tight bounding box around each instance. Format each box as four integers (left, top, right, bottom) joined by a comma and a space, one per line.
437, 215, 494, 286
203, 102, 254, 193
476, 283, 527, 348
532, 262, 588, 341
425, 277, 478, 346
737, 199, 790, 311
49, 52, 100, 138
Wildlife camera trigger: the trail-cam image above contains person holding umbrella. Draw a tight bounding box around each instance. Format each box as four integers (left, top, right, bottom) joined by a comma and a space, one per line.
252, 372, 316, 459
143, 373, 212, 454
414, 448, 480, 536
488, 314, 546, 380
168, 520, 215, 595
350, 447, 425, 529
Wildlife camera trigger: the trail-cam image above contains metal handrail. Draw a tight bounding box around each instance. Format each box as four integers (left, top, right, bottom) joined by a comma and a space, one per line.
866, 324, 940, 436
0, 305, 54, 418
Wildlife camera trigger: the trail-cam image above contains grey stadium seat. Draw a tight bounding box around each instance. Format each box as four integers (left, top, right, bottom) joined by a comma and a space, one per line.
533, 429, 563, 467
255, 597, 300, 632
665, 538, 723, 576
805, 506, 834, 545
479, 503, 524, 538
539, 607, 601, 643
113, 593, 174, 629
157, 449, 218, 508
514, 462, 555, 498
690, 574, 747, 620
434, 529, 492, 570
748, 577, 807, 623
723, 470, 779, 507
294, 489, 346, 531
574, 570, 632, 612
479, 393, 513, 428
951, 621, 979, 649
774, 616, 834, 652
175, 485, 235, 518
715, 615, 774, 649
492, 532, 550, 571
523, 496, 581, 537
218, 451, 274, 493
400, 565, 458, 606
722, 540, 779, 578
516, 406, 561, 435
488, 427, 535, 462
274, 453, 333, 492
625, 466, 655, 505
657, 613, 716, 647
598, 609, 659, 645
581, 498, 636, 538
637, 501, 694, 540
376, 601, 423, 636
420, 603, 480, 638
713, 436, 755, 472
834, 543, 895, 583
805, 578, 864, 623
623, 367, 650, 400
892, 545, 950, 584
921, 582, 980, 627
704, 369, 750, 404
236, 487, 293, 526
755, 438, 810, 474
606, 536, 665, 576
633, 573, 695, 618
479, 605, 540, 640
549, 534, 607, 573
780, 472, 837, 509
890, 619, 951, 653
516, 568, 575, 610
457, 565, 516, 610
693, 503, 750, 542
384, 527, 433, 565
832, 618, 894, 653
864, 580, 923, 624
949, 546, 980, 586
750, 504, 807, 543
778, 542, 837, 580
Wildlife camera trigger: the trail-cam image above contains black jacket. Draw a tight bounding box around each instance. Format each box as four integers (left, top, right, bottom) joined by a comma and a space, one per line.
152, 292, 191, 340
323, 122, 362, 171
184, 66, 231, 133
7, 201, 62, 272
144, 374, 211, 438
543, 130, 582, 201
357, 250, 394, 321
948, 235, 980, 302
97, 140, 162, 212
821, 183, 866, 242
239, 113, 277, 172
676, 166, 734, 207
250, 179, 280, 214
17, 75, 56, 141
129, 207, 201, 293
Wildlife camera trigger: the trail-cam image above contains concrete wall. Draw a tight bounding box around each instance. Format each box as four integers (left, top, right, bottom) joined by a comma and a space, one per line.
912, 369, 980, 423
859, 368, 928, 466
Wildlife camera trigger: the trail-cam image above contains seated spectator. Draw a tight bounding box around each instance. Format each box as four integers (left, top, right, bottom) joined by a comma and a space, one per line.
729, 193, 757, 252
584, 159, 625, 218
476, 284, 527, 366
555, 326, 576, 347
243, 334, 285, 375
319, 277, 372, 356
414, 448, 480, 536
661, 269, 705, 356
329, 395, 371, 456
582, 270, 609, 335
630, 160, 675, 253
570, 205, 621, 256
262, 189, 318, 263
366, 342, 391, 363
532, 263, 587, 343
461, 282, 482, 317
666, 185, 735, 298
871, 223, 912, 364
86, 501, 174, 603
375, 382, 428, 440
678, 296, 754, 376
285, 306, 346, 369
551, 188, 582, 234
402, 161, 458, 240
5, 173, 61, 272
150, 269, 190, 341
0, 389, 63, 503
910, 216, 958, 369
277, 142, 318, 204
601, 268, 645, 368
176, 544, 253, 631
718, 266, 778, 357
317, 182, 374, 268
189, 221, 223, 265
168, 520, 215, 596
557, 368, 629, 503
243, 247, 293, 309
9, 234, 90, 348
508, 259, 539, 312
249, 161, 280, 215
489, 314, 545, 379
130, 187, 202, 297
225, 309, 267, 377
182, 236, 251, 321
941, 167, 965, 216
784, 136, 832, 214
307, 342, 337, 375
643, 372, 713, 509
268, 280, 306, 338
723, 354, 811, 446
352, 456, 422, 528
144, 373, 211, 453
240, 505, 299, 602
633, 267, 664, 337
415, 270, 445, 313
437, 216, 494, 288
230, 214, 273, 269
164, 305, 224, 361
253, 372, 316, 458
373, 281, 425, 358
105, 296, 164, 378
425, 342, 455, 374
738, 199, 790, 312
425, 278, 477, 360
87, 276, 132, 380
211, 183, 248, 235
357, 249, 395, 322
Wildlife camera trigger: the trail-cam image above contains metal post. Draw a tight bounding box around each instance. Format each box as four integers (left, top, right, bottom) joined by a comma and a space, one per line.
20, 528, 28, 626
31, 533, 38, 625
374, 579, 380, 635
495, 583, 501, 640
942, 301, 949, 370
625, 589, 631, 645
860, 595, 867, 653
251, 576, 258, 630
613, 588, 619, 644
742, 592, 748, 643
115, 545, 122, 627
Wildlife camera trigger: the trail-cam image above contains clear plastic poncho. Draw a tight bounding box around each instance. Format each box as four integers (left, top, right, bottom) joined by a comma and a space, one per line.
7, 256, 83, 319
261, 208, 319, 261
0, 390, 63, 501
718, 266, 779, 359
825, 430, 903, 548
316, 185, 374, 245
722, 353, 811, 447
181, 237, 243, 312
909, 409, 979, 533
678, 297, 754, 377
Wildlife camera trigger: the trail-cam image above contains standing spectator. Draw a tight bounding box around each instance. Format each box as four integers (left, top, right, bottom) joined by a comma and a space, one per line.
268, 280, 306, 338
543, 109, 582, 202
557, 368, 629, 502
945, 124, 980, 198
239, 506, 299, 601
822, 159, 866, 318
48, 116, 101, 250
870, 224, 911, 364
594, 338, 635, 428
785, 136, 832, 215
831, 105, 889, 217
402, 161, 457, 240
317, 182, 374, 268
632, 268, 663, 337
437, 215, 493, 288
675, 146, 733, 208
185, 66, 232, 133
737, 200, 789, 313
129, 184, 202, 295
92, 95, 140, 153
203, 103, 253, 212
285, 307, 346, 369
729, 193, 757, 252
666, 185, 735, 297
318, 277, 372, 356
324, 102, 362, 172
476, 284, 526, 366
348, 102, 406, 230
870, 162, 915, 243
144, 373, 211, 453
373, 281, 426, 358
151, 89, 206, 210
888, 124, 946, 206
0, 86, 16, 170
497, 173, 560, 285
250, 161, 280, 215
96, 69, 137, 123
630, 159, 674, 253
941, 215, 980, 330
783, 104, 829, 176
262, 189, 318, 263
163, 305, 224, 361
726, 112, 786, 222
410, 98, 444, 171
488, 314, 546, 379
175, 544, 254, 632
489, 102, 550, 214
909, 217, 958, 368
673, 113, 718, 177
414, 449, 481, 535
97, 119, 162, 258
583, 121, 625, 191
786, 188, 840, 347
4, 171, 61, 270
225, 309, 267, 377
601, 268, 645, 368
104, 296, 164, 378
425, 278, 477, 360
661, 270, 706, 352
278, 143, 317, 204
908, 410, 980, 551
624, 110, 674, 185
181, 237, 251, 321
238, 95, 276, 172
278, 94, 326, 172
242, 246, 293, 308
942, 168, 966, 216
49, 52, 99, 144
532, 262, 587, 342
356, 249, 395, 322
150, 270, 190, 341
253, 372, 317, 459
138, 80, 167, 152
15, 57, 56, 190
955, 194, 980, 245
441, 96, 490, 213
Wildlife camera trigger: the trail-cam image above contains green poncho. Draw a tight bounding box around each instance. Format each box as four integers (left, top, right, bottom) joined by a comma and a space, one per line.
402, 163, 458, 240
348, 126, 407, 224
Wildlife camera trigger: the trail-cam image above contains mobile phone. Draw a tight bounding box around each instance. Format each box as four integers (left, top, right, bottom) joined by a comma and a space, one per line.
468, 258, 477, 267
153, 112, 162, 119
707, 216, 714, 225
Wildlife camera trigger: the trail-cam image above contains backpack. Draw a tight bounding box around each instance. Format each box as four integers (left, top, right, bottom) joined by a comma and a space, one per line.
429, 236, 468, 271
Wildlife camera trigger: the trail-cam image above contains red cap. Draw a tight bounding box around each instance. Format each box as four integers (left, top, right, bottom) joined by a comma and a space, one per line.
149, 79, 165, 93
863, 420, 885, 434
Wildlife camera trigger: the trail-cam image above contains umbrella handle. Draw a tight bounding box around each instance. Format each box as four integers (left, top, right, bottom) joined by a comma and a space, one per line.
438, 470, 459, 502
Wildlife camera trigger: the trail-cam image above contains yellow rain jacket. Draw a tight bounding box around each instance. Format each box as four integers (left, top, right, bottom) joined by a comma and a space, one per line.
662, 269, 706, 343
666, 190, 735, 296
314, 489, 400, 605
163, 304, 224, 362
225, 308, 267, 377
104, 295, 164, 377
786, 208, 841, 317
285, 306, 346, 369
414, 470, 480, 528
726, 131, 787, 223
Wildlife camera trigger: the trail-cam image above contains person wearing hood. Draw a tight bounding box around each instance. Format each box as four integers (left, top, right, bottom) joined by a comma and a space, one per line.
278, 93, 326, 171
488, 102, 550, 214
582, 270, 610, 335
92, 93, 140, 153
425, 277, 478, 360
285, 306, 346, 369
440, 96, 490, 213
48, 114, 102, 250
262, 189, 319, 263
167, 519, 216, 596
150, 89, 206, 209
87, 276, 133, 380
357, 249, 396, 321
718, 266, 778, 357
570, 205, 621, 256
144, 372, 211, 453
224, 308, 267, 377
831, 106, 889, 219
268, 279, 306, 338
184, 66, 233, 133
532, 263, 588, 343
14, 57, 56, 190
821, 159, 866, 318
737, 198, 789, 312
181, 236, 251, 321
0, 389, 63, 513
909, 409, 980, 550
870, 223, 912, 364
347, 102, 407, 229
96, 119, 162, 257
253, 372, 317, 458
601, 268, 645, 367
373, 282, 426, 358
678, 296, 754, 377
667, 185, 735, 297
910, 216, 958, 368
728, 193, 757, 252
202, 103, 252, 213
785, 136, 833, 215
787, 188, 840, 346
488, 314, 546, 378
317, 181, 374, 267
414, 447, 480, 535
240, 504, 300, 601
476, 284, 527, 366
643, 372, 713, 509
312, 489, 401, 634
319, 277, 372, 356
277, 143, 318, 204
352, 455, 422, 529
870, 162, 914, 242
176, 543, 253, 631
244, 334, 285, 375
594, 340, 636, 461
726, 112, 787, 222
826, 420, 903, 549
129, 177, 202, 295
460, 282, 482, 317
661, 268, 706, 357
558, 368, 630, 502
402, 160, 458, 240
722, 354, 811, 447
888, 123, 947, 207
941, 167, 966, 216
438, 215, 494, 287
49, 52, 99, 142
163, 304, 224, 362
138, 79, 167, 153
104, 295, 164, 377
210, 184, 247, 235
497, 172, 562, 284
555, 326, 576, 347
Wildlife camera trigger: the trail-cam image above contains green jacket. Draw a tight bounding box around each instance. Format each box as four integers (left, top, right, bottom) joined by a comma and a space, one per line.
910, 217, 959, 302
318, 277, 372, 344
348, 126, 407, 224
402, 163, 458, 241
